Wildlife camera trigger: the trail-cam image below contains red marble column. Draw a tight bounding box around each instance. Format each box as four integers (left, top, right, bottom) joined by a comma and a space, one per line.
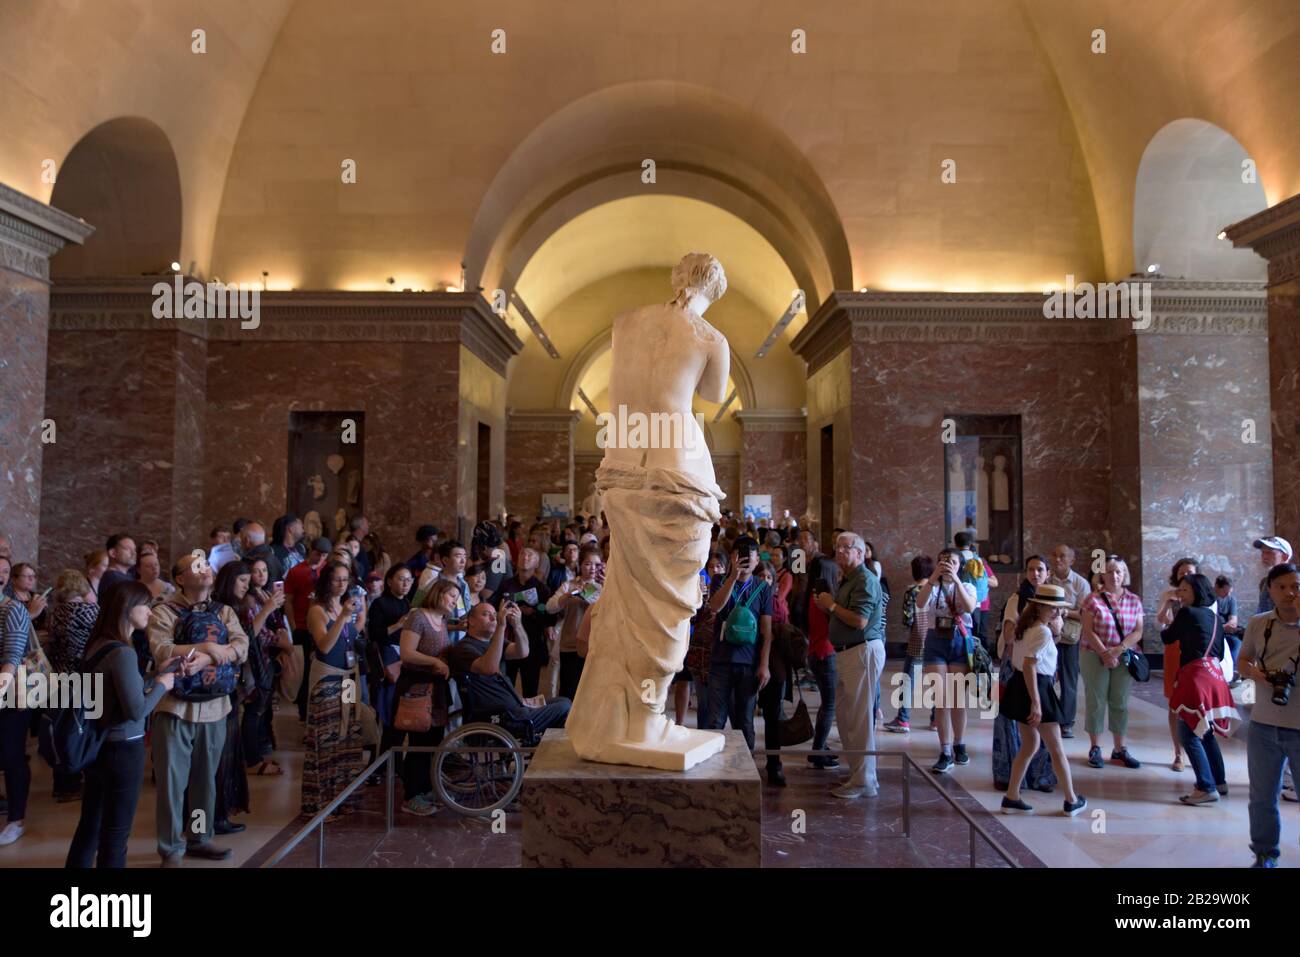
1225, 194, 1300, 538
0, 184, 92, 566
505, 410, 579, 520
42, 285, 520, 571
734, 409, 807, 525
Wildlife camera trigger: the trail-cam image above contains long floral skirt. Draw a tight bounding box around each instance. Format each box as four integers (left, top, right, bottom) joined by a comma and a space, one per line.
301, 676, 364, 815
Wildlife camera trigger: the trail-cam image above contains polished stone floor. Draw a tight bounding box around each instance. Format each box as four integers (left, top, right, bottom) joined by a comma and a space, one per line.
2, 662, 1293, 869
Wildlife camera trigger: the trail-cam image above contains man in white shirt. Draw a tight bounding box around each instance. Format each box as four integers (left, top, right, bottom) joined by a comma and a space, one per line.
1048, 545, 1091, 738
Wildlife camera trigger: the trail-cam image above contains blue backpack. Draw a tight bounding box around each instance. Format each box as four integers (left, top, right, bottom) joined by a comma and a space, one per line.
37, 642, 118, 775
167, 600, 240, 701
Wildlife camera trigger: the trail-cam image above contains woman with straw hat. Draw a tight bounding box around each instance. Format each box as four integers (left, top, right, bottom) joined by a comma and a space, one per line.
1000, 583, 1087, 817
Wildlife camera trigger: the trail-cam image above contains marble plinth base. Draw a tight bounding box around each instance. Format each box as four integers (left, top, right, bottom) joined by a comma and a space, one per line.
521, 729, 760, 867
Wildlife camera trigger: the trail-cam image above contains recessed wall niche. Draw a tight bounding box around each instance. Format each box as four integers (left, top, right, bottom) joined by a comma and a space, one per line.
943, 414, 1022, 570
288, 411, 365, 541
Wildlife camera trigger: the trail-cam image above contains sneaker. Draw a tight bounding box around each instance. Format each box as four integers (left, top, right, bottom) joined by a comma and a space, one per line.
766, 763, 787, 788
1061, 727, 1075, 739
1251, 854, 1278, 869
831, 784, 877, 799
1088, 746, 1105, 769
1111, 748, 1141, 769
214, 819, 246, 835
402, 794, 436, 817
807, 754, 839, 769
882, 718, 910, 734
953, 744, 970, 766
1216, 784, 1229, 797
1028, 780, 1056, 794
1063, 795, 1087, 817
0, 822, 23, 847
1179, 789, 1220, 806
926, 721, 939, 732
1000, 796, 1034, 815
931, 753, 954, 774
1282, 785, 1298, 803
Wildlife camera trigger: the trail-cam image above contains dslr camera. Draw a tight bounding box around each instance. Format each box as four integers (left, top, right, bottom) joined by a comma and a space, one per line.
1264, 667, 1296, 707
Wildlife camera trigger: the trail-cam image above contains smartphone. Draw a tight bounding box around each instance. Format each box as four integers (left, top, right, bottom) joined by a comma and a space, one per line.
159, 656, 186, 675
40, 586, 53, 599
273, 581, 285, 594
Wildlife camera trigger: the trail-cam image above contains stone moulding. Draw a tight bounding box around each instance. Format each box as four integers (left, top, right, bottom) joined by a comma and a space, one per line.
1224, 193, 1300, 288
48, 282, 524, 376
0, 183, 94, 283
732, 408, 806, 432
507, 409, 581, 432
792, 284, 1269, 374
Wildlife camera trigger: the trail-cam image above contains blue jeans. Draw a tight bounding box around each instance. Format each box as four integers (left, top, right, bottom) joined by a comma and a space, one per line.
707, 662, 759, 750
897, 655, 923, 724
1224, 633, 1242, 667
1177, 720, 1225, 793
1247, 721, 1300, 861
808, 654, 837, 751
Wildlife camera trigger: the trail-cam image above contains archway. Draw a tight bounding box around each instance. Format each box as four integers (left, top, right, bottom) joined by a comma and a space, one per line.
1133, 119, 1268, 280
50, 117, 182, 278
464, 80, 851, 312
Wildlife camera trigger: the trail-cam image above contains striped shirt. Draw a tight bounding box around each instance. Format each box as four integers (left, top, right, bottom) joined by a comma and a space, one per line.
1, 597, 32, 667
1082, 589, 1143, 650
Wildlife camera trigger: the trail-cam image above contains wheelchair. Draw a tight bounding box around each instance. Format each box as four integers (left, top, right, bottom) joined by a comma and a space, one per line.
433, 709, 540, 817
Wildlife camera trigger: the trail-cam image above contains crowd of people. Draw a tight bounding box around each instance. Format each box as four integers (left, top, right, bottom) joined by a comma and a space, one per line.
1, 511, 1298, 869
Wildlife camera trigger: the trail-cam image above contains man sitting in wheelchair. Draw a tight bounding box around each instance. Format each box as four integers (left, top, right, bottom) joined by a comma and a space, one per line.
443, 599, 571, 738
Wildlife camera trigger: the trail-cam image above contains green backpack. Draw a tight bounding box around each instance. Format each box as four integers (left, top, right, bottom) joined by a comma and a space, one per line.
723, 582, 763, 647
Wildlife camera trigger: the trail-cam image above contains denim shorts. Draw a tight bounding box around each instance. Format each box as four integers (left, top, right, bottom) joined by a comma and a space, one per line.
922, 629, 968, 665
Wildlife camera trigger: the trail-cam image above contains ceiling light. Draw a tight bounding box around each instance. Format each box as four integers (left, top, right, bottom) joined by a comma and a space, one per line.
170, 262, 181, 272
1217, 230, 1228, 241
1146, 264, 1160, 274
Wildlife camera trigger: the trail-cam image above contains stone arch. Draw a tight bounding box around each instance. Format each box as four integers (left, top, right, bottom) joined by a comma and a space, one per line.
464, 80, 852, 310
1133, 119, 1268, 280
50, 117, 183, 278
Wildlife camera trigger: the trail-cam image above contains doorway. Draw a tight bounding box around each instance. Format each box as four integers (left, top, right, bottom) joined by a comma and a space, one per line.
287, 411, 365, 541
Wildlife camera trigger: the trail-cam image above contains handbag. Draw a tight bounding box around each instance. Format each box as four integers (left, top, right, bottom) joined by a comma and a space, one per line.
777, 674, 814, 746
3, 597, 51, 682
395, 681, 434, 733
1100, 592, 1149, 682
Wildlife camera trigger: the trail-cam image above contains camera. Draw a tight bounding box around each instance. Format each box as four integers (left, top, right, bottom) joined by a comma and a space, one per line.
736, 545, 754, 565
1265, 668, 1296, 707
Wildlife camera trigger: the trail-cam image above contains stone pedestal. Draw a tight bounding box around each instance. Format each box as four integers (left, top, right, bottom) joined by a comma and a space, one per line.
520, 728, 760, 868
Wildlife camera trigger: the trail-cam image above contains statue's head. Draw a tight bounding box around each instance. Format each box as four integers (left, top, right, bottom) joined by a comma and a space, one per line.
670, 252, 727, 308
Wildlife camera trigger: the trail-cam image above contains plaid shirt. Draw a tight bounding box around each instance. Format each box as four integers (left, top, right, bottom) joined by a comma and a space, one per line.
1083, 589, 1143, 649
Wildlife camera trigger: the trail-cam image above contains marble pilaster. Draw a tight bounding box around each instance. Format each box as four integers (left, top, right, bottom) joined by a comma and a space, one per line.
0, 183, 92, 565
1224, 193, 1300, 541
505, 409, 579, 520
734, 409, 807, 526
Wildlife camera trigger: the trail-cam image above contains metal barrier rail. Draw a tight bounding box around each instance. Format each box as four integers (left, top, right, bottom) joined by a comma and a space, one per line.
263, 744, 1018, 869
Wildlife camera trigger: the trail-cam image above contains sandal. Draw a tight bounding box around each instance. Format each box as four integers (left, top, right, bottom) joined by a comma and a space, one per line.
253, 760, 285, 776
1172, 756, 1185, 772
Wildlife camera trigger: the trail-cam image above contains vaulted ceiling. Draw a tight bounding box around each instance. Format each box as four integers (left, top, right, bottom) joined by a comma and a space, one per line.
3, 0, 1298, 300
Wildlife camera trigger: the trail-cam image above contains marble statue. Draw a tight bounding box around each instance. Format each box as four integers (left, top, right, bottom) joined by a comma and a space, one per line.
975, 455, 989, 539
947, 452, 967, 538
992, 454, 1010, 511
303, 510, 323, 542
566, 252, 730, 771
308, 474, 325, 500
579, 480, 602, 522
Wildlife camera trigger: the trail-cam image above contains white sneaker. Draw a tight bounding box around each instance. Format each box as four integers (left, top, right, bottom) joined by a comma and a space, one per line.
0, 822, 24, 846
831, 784, 879, 800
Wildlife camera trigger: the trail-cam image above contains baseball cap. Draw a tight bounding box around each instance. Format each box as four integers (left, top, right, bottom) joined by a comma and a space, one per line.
1253, 536, 1293, 560
311, 536, 333, 554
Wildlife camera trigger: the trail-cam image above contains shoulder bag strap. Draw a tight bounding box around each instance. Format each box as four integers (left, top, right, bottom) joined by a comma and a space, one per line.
1099, 592, 1127, 642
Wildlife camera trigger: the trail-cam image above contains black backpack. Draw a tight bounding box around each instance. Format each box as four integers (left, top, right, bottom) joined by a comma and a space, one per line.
37, 643, 119, 775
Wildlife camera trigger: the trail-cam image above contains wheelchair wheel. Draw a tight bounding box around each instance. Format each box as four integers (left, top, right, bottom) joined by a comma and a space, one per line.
434, 722, 525, 817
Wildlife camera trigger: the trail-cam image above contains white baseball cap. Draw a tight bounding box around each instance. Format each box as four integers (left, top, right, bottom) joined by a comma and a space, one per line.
1253, 536, 1293, 560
